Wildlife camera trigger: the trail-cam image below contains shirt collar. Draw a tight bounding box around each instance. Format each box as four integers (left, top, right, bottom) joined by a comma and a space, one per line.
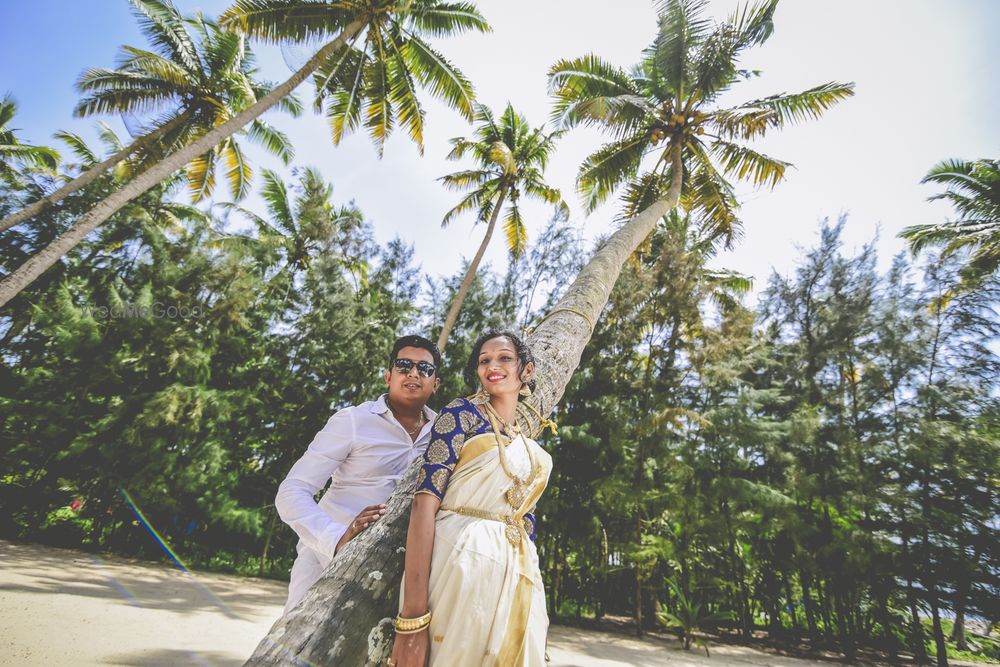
372, 393, 437, 421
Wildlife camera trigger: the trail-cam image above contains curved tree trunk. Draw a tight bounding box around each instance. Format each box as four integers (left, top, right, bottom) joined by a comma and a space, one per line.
0, 20, 366, 310
242, 147, 684, 667
0, 110, 193, 233
436, 186, 508, 352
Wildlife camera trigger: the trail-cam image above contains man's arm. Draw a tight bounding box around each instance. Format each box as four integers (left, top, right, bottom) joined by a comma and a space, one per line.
274, 409, 354, 562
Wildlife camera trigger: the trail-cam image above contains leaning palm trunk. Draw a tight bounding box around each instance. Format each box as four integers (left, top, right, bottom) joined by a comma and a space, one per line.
436, 187, 508, 352
0, 110, 193, 233
243, 149, 683, 667
0, 20, 366, 309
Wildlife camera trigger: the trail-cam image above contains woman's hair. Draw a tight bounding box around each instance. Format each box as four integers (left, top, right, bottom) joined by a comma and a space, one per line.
464, 330, 537, 397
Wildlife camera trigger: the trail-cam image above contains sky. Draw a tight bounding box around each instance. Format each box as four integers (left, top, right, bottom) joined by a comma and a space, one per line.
2, 0, 999, 307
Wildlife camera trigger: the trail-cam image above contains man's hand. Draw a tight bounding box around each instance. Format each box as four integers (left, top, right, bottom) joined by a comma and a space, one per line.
335, 504, 386, 553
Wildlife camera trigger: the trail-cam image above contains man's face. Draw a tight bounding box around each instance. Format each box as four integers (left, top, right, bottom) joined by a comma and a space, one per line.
384, 345, 439, 407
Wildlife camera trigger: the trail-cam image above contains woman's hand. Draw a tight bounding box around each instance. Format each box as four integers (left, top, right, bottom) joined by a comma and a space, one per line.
387, 629, 429, 667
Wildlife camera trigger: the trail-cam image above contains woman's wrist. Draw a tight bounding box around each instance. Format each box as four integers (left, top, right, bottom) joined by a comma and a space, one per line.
400, 601, 428, 618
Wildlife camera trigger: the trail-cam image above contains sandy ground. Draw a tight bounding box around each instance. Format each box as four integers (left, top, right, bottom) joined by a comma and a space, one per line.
1, 539, 841, 667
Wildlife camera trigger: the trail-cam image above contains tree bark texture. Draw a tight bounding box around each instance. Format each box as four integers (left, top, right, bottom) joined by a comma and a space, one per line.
242, 150, 683, 666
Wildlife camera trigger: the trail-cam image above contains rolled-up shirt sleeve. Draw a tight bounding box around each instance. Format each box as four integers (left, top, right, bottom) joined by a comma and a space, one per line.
275, 409, 354, 562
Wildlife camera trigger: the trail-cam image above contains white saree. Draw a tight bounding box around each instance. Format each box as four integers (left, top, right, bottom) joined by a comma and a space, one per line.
402, 409, 552, 667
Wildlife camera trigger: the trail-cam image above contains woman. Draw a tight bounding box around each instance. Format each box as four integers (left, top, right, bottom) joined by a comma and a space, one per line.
387, 331, 552, 667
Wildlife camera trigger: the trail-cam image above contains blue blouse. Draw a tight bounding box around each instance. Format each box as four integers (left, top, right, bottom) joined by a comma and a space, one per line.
415, 397, 537, 540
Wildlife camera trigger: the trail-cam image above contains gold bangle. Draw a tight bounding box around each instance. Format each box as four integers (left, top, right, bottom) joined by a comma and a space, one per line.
394, 624, 429, 635
394, 610, 431, 632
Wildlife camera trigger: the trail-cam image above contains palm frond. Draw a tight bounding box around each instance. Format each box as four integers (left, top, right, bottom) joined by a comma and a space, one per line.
683, 156, 741, 245
400, 33, 475, 121
441, 187, 488, 227
128, 0, 202, 74
651, 0, 710, 96
363, 36, 394, 154
117, 46, 193, 87
620, 171, 672, 222
385, 33, 426, 150
711, 139, 790, 188
219, 0, 352, 43
53, 130, 98, 167
325, 39, 370, 145
577, 130, 649, 213
223, 139, 252, 200
246, 119, 294, 163
503, 202, 527, 258
548, 54, 643, 130
405, 2, 491, 37
186, 149, 216, 202
259, 168, 296, 233
438, 168, 492, 191
0, 142, 60, 171
714, 81, 854, 139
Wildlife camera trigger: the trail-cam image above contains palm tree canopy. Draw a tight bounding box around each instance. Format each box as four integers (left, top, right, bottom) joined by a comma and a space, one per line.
901, 158, 1000, 281
548, 0, 854, 244
0, 94, 60, 178
439, 102, 567, 257
75, 0, 302, 202
220, 0, 490, 156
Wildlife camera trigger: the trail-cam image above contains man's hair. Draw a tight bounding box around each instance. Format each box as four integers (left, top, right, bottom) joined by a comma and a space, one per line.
389, 334, 442, 371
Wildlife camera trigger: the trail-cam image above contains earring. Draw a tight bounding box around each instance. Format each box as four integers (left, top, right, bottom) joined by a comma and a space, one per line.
519, 381, 532, 397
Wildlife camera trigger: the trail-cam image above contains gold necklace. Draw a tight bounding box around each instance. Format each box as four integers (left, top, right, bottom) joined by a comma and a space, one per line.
483, 402, 538, 510
387, 397, 425, 438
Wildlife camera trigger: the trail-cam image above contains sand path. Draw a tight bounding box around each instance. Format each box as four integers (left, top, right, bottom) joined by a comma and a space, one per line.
1, 539, 838, 667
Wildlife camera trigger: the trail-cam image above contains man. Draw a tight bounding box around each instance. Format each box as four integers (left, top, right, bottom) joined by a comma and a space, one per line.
275, 334, 441, 614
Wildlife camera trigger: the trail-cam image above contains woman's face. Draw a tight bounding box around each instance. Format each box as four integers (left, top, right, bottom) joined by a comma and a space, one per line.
477, 336, 530, 398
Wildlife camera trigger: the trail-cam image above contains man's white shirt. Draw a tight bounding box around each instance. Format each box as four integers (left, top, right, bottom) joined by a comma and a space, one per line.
275, 394, 436, 569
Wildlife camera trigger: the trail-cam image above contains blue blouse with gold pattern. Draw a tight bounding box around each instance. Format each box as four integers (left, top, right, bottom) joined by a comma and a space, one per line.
415, 397, 537, 541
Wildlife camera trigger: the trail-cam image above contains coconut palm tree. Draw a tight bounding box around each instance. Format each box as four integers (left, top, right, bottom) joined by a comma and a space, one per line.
901, 158, 1000, 285
435, 102, 567, 351
0, 94, 59, 180
548, 0, 852, 244
0, 0, 300, 234
239, 3, 852, 665
0, 0, 489, 309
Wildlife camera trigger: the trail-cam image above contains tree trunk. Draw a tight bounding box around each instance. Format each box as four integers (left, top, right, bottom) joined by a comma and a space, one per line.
259, 508, 277, 577
435, 186, 508, 352
0, 110, 193, 233
241, 146, 684, 666
930, 598, 948, 667
634, 515, 644, 638
906, 575, 930, 663
801, 569, 820, 645
951, 606, 966, 651
0, 20, 366, 309
596, 524, 608, 621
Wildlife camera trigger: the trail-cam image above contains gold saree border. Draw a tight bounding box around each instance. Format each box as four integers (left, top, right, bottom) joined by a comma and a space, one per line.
452, 432, 508, 474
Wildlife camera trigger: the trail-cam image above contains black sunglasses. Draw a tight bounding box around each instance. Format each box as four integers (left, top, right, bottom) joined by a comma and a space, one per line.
392, 358, 436, 378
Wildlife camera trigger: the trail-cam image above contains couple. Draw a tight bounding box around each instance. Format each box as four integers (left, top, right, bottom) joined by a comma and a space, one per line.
275, 332, 552, 666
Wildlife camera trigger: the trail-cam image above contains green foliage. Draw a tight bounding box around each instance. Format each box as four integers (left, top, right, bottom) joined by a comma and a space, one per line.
901, 158, 1000, 286
548, 0, 853, 240
0, 94, 60, 179
0, 137, 422, 576
75, 0, 300, 202
221, 0, 490, 156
